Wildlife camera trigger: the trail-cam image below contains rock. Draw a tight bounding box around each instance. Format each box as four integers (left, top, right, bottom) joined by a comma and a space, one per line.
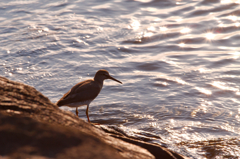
0, 112, 125, 159
0, 76, 188, 159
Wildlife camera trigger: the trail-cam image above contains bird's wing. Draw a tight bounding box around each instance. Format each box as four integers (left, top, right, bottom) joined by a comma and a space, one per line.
56, 80, 102, 106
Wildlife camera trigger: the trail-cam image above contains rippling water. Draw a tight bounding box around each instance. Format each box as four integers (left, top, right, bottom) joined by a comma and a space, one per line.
1, 0, 240, 158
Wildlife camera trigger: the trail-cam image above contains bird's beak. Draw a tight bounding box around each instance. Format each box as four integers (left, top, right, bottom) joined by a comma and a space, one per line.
107, 75, 122, 84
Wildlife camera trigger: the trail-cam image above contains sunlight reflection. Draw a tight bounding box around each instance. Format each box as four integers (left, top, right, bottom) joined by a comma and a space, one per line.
195, 87, 212, 95
144, 32, 154, 37
218, 23, 225, 27
176, 78, 187, 85
97, 27, 103, 31
198, 68, 207, 73
235, 22, 240, 27
221, 0, 240, 4
149, 122, 157, 127
162, 82, 168, 86
212, 81, 227, 90
16, 67, 23, 71
219, 46, 237, 50
147, 26, 155, 32
154, 18, 161, 21
9, 72, 13, 76
163, 59, 180, 68
230, 51, 240, 59
176, 2, 183, 5
43, 27, 49, 32
227, 15, 238, 21
76, 39, 89, 45
134, 0, 152, 2
211, 81, 238, 92
205, 32, 215, 40
76, 39, 83, 43
220, 123, 235, 133
134, 114, 154, 119
92, 3, 111, 9
176, 18, 182, 22
191, 108, 204, 117
235, 115, 240, 121
201, 104, 207, 113
145, 7, 157, 12
128, 20, 141, 30
180, 27, 191, 34
231, 98, 240, 104
160, 26, 168, 32
179, 42, 185, 47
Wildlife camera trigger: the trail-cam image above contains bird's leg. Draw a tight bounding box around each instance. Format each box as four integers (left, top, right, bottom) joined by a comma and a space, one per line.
76, 107, 78, 116
86, 104, 90, 122
86, 105, 100, 125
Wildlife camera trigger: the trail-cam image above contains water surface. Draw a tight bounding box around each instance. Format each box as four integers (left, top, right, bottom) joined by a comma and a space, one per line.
1, 0, 240, 158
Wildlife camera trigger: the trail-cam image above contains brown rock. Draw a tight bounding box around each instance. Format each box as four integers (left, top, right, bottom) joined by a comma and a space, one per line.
0, 76, 188, 159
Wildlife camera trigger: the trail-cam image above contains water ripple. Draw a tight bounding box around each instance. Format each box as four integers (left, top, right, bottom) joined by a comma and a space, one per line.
1, 0, 240, 158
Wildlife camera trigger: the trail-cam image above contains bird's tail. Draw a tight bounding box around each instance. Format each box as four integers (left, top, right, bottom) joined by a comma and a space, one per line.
55, 100, 64, 107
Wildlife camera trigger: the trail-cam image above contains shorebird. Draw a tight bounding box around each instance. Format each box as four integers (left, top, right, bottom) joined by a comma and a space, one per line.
56, 69, 122, 123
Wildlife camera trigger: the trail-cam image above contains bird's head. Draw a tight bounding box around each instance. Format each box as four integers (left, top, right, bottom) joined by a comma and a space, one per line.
94, 69, 122, 84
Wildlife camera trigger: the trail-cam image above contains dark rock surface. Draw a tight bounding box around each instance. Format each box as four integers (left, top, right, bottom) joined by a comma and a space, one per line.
0, 76, 189, 159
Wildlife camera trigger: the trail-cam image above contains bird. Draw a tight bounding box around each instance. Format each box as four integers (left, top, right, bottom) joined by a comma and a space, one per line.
56, 69, 122, 123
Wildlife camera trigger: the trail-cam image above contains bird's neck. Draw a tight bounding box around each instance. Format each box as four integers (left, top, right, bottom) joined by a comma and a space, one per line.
94, 77, 104, 86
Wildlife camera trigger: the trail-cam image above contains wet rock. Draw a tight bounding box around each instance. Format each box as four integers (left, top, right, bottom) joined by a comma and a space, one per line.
0, 76, 188, 159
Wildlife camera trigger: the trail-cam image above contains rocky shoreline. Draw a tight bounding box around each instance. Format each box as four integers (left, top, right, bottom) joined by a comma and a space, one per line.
0, 76, 189, 159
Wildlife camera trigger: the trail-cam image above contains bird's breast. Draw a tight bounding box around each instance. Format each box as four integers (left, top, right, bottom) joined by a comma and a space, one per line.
65, 100, 93, 107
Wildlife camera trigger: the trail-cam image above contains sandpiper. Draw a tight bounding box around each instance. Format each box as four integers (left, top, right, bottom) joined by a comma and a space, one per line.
56, 69, 122, 123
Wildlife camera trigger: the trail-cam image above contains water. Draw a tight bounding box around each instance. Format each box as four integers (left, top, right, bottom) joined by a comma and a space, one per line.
1, 0, 240, 158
